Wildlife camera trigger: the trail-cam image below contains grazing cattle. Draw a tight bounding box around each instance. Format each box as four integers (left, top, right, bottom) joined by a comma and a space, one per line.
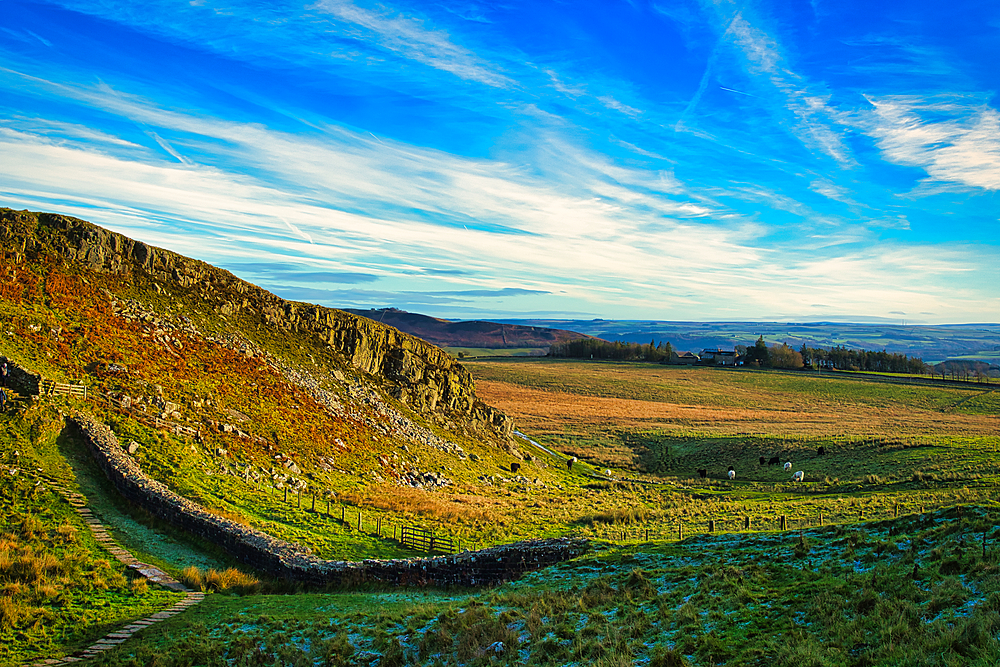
728, 469, 736, 480
817, 446, 826, 456
759, 456, 767, 466
792, 470, 804, 482
768, 456, 780, 465
783, 462, 792, 472
567, 456, 577, 471
510, 462, 520, 474
697, 468, 707, 478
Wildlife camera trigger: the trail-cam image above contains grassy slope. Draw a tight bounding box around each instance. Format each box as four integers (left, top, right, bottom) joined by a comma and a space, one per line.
0, 407, 180, 666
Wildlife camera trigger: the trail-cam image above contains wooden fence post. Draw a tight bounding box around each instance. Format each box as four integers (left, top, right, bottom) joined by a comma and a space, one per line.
311, 492, 316, 512
341, 506, 345, 522
357, 510, 362, 531
894, 504, 898, 518
297, 490, 301, 509
744, 516, 751, 530
327, 498, 331, 515
708, 520, 715, 533
780, 515, 787, 531
283, 487, 287, 503
678, 524, 683, 540
819, 513, 824, 526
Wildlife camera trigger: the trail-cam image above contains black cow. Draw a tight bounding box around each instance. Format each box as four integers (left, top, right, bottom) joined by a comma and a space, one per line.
567, 457, 577, 471
768, 456, 780, 465
697, 468, 707, 478
759, 456, 767, 465
510, 462, 520, 474
817, 446, 826, 456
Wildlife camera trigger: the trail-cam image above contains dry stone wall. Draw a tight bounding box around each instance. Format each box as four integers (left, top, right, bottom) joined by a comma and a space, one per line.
72, 413, 587, 587
0, 356, 41, 396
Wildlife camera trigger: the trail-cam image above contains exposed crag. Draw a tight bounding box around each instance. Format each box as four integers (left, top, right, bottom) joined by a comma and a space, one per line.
1, 208, 512, 437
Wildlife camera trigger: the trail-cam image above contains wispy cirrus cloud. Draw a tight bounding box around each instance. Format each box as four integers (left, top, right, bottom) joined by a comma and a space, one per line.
314, 0, 514, 88
862, 95, 1000, 191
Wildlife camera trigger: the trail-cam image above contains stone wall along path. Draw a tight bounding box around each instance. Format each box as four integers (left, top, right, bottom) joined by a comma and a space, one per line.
26, 476, 205, 666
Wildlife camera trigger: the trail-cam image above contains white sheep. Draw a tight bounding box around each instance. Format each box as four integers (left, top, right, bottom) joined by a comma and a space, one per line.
728, 469, 736, 480
783, 462, 792, 471
604, 468, 612, 476
792, 470, 804, 482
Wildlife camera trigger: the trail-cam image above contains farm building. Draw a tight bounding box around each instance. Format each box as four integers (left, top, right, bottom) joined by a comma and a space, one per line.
699, 348, 738, 365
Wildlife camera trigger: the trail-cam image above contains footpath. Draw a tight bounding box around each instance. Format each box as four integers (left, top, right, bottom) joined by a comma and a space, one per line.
26, 479, 205, 666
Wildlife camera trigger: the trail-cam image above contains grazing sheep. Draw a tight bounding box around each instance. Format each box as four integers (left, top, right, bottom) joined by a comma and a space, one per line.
604, 468, 612, 476
817, 446, 826, 456
783, 462, 792, 472
728, 469, 736, 480
768, 456, 780, 465
759, 456, 767, 465
792, 470, 804, 482
510, 462, 520, 474
697, 468, 707, 478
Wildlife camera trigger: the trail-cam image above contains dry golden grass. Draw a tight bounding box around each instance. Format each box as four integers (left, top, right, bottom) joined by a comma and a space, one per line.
204, 507, 250, 527
342, 486, 505, 525
474, 374, 998, 440
179, 566, 261, 594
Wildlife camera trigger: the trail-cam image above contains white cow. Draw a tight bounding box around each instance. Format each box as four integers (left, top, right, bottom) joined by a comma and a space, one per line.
783, 462, 792, 471
792, 470, 804, 482
728, 469, 736, 480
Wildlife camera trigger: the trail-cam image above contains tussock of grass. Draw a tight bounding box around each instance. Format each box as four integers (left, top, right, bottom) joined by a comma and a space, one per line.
179, 566, 261, 594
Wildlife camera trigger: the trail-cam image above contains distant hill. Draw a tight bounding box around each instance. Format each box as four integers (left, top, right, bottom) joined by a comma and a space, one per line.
344, 308, 594, 349
493, 319, 1000, 363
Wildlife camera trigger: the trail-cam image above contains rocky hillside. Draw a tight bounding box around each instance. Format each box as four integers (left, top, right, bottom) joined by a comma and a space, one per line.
1, 208, 509, 434
0, 208, 538, 537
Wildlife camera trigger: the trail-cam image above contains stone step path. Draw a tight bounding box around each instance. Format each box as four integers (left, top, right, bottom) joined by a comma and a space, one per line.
27, 478, 207, 666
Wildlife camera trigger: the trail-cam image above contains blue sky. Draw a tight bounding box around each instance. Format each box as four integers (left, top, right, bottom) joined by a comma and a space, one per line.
1, 0, 998, 323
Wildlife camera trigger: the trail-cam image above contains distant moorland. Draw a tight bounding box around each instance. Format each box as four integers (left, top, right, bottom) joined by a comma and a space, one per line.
497, 318, 1000, 363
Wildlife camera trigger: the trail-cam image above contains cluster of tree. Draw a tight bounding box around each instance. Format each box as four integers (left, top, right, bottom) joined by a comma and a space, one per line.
932, 360, 999, 381
798, 344, 928, 374
740, 337, 804, 369
548, 338, 673, 362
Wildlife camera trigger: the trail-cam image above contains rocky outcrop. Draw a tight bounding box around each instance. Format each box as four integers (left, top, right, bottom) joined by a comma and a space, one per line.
72, 413, 587, 587
1, 209, 512, 436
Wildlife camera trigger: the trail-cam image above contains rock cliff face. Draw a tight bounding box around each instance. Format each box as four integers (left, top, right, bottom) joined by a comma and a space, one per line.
1, 208, 512, 436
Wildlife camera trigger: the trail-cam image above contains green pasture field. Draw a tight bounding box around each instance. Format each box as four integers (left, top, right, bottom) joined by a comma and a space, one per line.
88, 506, 1000, 667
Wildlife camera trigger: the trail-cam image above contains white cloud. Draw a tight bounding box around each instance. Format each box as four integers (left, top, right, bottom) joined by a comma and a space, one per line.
313, 0, 515, 88
598, 95, 642, 117
1, 67, 996, 322
863, 95, 1000, 191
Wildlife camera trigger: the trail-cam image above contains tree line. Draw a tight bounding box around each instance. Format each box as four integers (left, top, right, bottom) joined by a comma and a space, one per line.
798, 344, 927, 374
548, 335, 941, 376
548, 338, 673, 362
